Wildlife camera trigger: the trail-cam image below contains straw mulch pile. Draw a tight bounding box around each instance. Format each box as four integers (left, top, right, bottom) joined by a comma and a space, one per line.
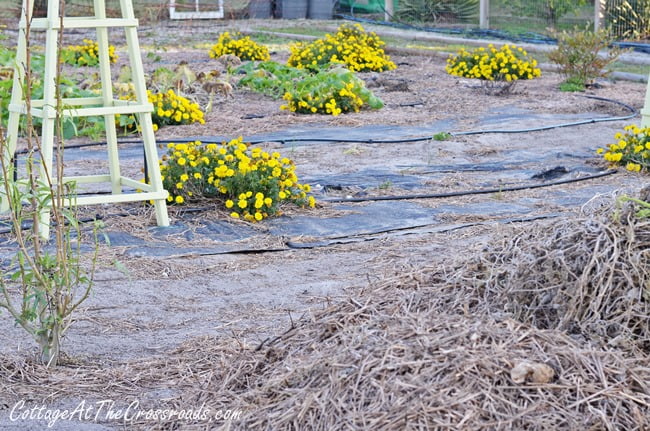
1, 197, 650, 430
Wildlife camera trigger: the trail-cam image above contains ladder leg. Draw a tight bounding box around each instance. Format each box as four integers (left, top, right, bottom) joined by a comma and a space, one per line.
1, 0, 33, 213
94, 0, 122, 195
37, 0, 64, 239
120, 0, 169, 227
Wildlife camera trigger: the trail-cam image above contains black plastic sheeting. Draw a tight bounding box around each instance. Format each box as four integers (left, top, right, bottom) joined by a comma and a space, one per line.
0, 106, 634, 260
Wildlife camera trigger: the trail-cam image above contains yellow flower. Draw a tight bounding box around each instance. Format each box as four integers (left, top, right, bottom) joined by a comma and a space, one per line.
175, 195, 184, 204
225, 200, 234, 208
177, 157, 186, 166
230, 212, 240, 219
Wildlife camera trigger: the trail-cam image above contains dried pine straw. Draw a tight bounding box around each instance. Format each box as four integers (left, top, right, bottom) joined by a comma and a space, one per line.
1, 198, 650, 430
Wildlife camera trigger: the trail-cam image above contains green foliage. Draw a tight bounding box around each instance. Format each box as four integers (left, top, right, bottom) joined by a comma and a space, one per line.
237, 61, 308, 99
287, 23, 396, 73
396, 0, 479, 23
433, 132, 452, 141
558, 77, 586, 92
281, 67, 384, 116
160, 138, 315, 222
509, 0, 587, 26
548, 28, 626, 87
0, 52, 102, 367
607, 0, 650, 40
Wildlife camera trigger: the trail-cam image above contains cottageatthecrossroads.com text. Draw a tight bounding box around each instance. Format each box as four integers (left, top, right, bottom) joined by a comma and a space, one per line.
8, 399, 244, 428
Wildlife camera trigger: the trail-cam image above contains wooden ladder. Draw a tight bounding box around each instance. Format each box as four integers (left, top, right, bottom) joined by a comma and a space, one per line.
3, 0, 169, 237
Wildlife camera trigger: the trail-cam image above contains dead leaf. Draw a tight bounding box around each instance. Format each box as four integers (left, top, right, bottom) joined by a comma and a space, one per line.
511, 361, 554, 384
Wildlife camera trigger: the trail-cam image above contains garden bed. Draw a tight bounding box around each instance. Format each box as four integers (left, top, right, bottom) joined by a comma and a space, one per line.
0, 19, 649, 430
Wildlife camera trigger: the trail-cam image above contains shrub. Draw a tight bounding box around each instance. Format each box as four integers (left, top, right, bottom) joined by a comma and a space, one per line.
509, 0, 587, 27
287, 23, 396, 73
208, 31, 270, 62
160, 138, 315, 222
281, 67, 384, 116
445, 44, 541, 95
548, 28, 626, 88
61, 39, 118, 66
597, 124, 650, 172
396, 0, 478, 24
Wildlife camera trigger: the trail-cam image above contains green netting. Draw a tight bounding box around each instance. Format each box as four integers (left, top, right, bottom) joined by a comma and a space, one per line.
339, 0, 399, 14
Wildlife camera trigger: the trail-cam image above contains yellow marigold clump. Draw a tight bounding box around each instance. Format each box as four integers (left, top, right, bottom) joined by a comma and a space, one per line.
62, 39, 118, 66
208, 31, 270, 61
149, 89, 205, 128
445, 44, 541, 94
287, 23, 396, 72
116, 88, 204, 132
159, 138, 316, 221
597, 124, 650, 173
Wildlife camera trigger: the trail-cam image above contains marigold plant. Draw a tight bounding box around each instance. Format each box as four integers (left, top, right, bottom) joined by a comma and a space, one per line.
287, 23, 396, 72
62, 39, 118, 66
208, 31, 270, 62
159, 138, 315, 222
445, 44, 541, 94
117, 88, 205, 132
280, 67, 383, 116
597, 124, 650, 173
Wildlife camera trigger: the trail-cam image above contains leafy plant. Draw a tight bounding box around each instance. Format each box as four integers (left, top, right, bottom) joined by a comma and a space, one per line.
287, 23, 396, 73
433, 131, 452, 141
597, 124, 649, 172
237, 61, 309, 99
445, 44, 541, 95
396, 0, 479, 23
548, 28, 627, 88
159, 138, 315, 222
0, 19, 103, 367
61, 39, 118, 66
280, 67, 384, 116
606, 0, 650, 40
208, 31, 270, 61
558, 77, 585, 92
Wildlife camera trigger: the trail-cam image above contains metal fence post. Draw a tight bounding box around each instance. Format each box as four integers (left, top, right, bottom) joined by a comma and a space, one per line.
594, 0, 605, 32
642, 75, 650, 127
385, 0, 393, 21
480, 0, 489, 29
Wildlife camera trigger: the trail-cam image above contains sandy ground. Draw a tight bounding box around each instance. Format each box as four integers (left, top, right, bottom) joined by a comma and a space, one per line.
0, 20, 649, 430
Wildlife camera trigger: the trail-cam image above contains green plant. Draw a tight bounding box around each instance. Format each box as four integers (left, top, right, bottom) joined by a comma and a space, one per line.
558, 76, 586, 92
208, 31, 270, 61
597, 124, 649, 172
287, 23, 396, 73
445, 44, 541, 95
61, 39, 118, 66
607, 0, 650, 40
159, 138, 315, 222
433, 131, 452, 141
0, 20, 102, 367
548, 28, 626, 87
509, 0, 587, 27
280, 67, 384, 116
237, 61, 309, 99
396, 0, 479, 23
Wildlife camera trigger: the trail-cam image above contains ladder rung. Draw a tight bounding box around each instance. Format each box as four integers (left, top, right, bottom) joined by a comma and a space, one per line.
70, 191, 167, 206
9, 100, 153, 118
21, 17, 139, 30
